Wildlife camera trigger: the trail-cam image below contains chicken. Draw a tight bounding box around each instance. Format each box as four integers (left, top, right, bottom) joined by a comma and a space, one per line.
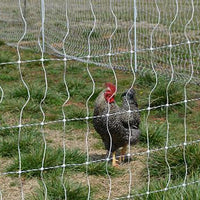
93, 83, 141, 166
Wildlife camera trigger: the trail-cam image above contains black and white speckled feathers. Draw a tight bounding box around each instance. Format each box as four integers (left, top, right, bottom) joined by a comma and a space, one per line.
93, 88, 141, 153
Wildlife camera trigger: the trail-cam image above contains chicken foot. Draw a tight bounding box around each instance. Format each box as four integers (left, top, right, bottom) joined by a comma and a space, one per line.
119, 144, 127, 163
112, 152, 119, 167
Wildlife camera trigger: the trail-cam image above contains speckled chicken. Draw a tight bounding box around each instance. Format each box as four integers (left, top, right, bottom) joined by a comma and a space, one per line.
93, 83, 141, 166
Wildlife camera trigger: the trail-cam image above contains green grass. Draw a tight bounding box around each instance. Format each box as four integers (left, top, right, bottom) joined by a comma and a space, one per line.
130, 174, 200, 200
6, 147, 85, 177
7, 146, 122, 178
0, 74, 18, 81
29, 175, 91, 200
139, 120, 166, 147
86, 162, 123, 177
150, 81, 184, 109
9, 83, 65, 106
0, 51, 11, 63
0, 42, 199, 199
145, 144, 200, 180
92, 141, 104, 150
0, 40, 5, 46
83, 29, 101, 39
63, 105, 86, 119
0, 128, 42, 157
6, 146, 63, 178
0, 127, 16, 137
136, 71, 156, 87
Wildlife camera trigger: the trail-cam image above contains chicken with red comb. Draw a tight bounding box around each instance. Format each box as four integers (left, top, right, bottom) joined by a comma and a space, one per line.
93, 83, 141, 166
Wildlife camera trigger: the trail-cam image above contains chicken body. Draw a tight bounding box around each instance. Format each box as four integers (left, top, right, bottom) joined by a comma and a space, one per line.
93, 86, 141, 165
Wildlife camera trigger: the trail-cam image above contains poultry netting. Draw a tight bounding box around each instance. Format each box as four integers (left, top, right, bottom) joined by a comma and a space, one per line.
0, 0, 200, 199
0, 0, 200, 83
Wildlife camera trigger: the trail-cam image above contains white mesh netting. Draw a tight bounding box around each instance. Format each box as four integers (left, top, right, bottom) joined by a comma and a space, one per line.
1, 0, 200, 81
0, 0, 200, 199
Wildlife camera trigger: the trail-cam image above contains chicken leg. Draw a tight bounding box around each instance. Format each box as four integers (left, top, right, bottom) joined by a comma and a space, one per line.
120, 144, 127, 163
112, 151, 119, 167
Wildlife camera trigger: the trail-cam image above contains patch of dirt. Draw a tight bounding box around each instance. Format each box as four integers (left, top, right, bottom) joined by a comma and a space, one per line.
63, 100, 85, 108
0, 158, 39, 200
1, 112, 38, 129
1, 112, 19, 127
45, 128, 106, 155
196, 100, 200, 111
51, 42, 63, 49
0, 158, 12, 173
68, 155, 145, 200
44, 127, 146, 199
94, 160, 145, 199
0, 175, 39, 200
137, 21, 168, 32
18, 41, 38, 46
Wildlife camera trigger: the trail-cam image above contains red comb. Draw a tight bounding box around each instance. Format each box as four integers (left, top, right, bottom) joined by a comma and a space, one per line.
105, 82, 116, 94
